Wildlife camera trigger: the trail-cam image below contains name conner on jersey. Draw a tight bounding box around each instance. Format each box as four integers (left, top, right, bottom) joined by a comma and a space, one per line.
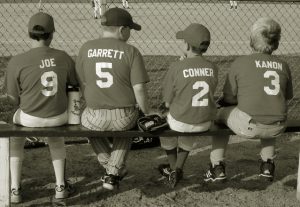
255, 60, 283, 71
88, 49, 124, 60
183, 68, 214, 78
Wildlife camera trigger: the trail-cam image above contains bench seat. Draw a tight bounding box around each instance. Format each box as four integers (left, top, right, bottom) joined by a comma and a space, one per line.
0, 119, 299, 137
1, 120, 300, 206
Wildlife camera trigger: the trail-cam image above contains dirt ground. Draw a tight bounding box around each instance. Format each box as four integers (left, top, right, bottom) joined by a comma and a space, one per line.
10, 134, 300, 207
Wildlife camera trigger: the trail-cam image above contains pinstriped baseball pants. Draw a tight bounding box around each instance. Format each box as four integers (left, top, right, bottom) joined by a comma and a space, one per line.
81, 106, 139, 175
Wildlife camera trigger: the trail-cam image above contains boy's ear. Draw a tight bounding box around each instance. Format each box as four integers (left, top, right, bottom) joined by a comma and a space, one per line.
186, 43, 190, 51
119, 26, 124, 34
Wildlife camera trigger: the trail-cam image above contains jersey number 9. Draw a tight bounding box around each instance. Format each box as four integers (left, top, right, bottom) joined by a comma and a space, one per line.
41, 71, 58, 97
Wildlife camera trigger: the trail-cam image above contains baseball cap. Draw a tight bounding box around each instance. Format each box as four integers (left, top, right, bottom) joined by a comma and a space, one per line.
176, 23, 210, 48
101, 7, 141, 31
28, 12, 55, 34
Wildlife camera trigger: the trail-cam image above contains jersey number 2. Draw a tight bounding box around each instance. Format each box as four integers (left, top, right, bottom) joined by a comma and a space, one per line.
192, 81, 209, 107
96, 62, 113, 88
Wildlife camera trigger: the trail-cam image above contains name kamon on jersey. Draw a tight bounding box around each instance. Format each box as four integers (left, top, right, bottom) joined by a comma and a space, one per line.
88, 49, 124, 60
183, 68, 214, 78
255, 60, 283, 71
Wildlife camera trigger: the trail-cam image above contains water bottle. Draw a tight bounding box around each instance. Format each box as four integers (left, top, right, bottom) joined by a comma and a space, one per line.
67, 86, 81, 125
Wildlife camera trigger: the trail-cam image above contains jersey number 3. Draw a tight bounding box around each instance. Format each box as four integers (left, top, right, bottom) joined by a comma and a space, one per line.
96, 62, 113, 88
192, 81, 209, 107
264, 70, 280, 95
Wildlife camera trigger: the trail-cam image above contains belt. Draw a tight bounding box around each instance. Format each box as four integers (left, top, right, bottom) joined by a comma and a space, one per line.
249, 119, 284, 125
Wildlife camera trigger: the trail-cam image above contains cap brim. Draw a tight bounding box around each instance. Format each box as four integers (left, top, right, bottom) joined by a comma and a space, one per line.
130, 22, 141, 31
176, 31, 184, 39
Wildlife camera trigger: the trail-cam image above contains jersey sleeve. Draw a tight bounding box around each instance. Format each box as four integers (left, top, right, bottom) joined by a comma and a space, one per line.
162, 64, 176, 104
130, 48, 149, 86
65, 53, 79, 87
223, 61, 238, 104
75, 46, 86, 92
211, 64, 219, 94
6, 58, 20, 103
285, 65, 293, 100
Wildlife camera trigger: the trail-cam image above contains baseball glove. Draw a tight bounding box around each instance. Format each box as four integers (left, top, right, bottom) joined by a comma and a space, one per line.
24, 137, 47, 149
137, 114, 169, 132
131, 136, 160, 150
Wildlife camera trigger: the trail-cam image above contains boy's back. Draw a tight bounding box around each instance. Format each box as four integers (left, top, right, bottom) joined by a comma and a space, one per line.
163, 56, 218, 124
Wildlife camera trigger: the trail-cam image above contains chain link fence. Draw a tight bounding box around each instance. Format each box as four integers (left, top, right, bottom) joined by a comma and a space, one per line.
0, 0, 300, 119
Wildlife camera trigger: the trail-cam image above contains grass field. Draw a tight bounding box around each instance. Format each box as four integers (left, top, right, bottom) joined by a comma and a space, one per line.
1, 1, 300, 207
5, 132, 300, 207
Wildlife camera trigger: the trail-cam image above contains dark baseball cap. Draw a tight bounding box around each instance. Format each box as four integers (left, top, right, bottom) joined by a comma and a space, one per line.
101, 7, 141, 31
28, 12, 55, 34
176, 23, 210, 48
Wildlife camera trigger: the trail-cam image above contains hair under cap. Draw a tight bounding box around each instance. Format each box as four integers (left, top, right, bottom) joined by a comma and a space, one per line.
176, 23, 210, 49
28, 12, 55, 34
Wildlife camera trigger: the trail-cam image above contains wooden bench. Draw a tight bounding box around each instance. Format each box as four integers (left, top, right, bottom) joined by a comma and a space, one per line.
0, 121, 300, 206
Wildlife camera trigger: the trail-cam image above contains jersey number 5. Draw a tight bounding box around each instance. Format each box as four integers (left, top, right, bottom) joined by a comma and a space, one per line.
192, 81, 209, 107
264, 70, 280, 95
41, 71, 58, 97
96, 62, 113, 88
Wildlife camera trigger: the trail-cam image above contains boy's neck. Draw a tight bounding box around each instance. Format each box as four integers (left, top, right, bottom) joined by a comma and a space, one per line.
186, 50, 203, 58
31, 40, 50, 48
102, 31, 119, 39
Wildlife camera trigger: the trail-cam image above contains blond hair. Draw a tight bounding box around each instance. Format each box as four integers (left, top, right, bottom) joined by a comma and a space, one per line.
250, 17, 281, 54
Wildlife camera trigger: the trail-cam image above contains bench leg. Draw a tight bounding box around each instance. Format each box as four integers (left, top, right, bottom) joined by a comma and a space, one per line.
297, 151, 300, 200
0, 137, 10, 207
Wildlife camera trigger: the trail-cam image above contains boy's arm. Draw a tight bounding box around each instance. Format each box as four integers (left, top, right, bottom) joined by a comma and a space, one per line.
75, 47, 86, 95
5, 60, 20, 106
133, 83, 150, 115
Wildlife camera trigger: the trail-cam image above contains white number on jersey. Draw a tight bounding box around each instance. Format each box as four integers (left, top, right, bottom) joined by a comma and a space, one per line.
41, 71, 58, 96
264, 70, 280, 95
96, 62, 113, 88
192, 81, 209, 107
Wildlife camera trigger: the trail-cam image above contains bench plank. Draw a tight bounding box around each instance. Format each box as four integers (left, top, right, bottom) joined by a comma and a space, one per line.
298, 152, 300, 200
0, 138, 10, 207
0, 120, 299, 137
0, 120, 300, 206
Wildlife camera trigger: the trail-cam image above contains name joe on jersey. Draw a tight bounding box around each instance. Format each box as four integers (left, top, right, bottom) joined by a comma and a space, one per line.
255, 60, 282, 71
88, 49, 124, 60
183, 68, 214, 78
40, 58, 56, 69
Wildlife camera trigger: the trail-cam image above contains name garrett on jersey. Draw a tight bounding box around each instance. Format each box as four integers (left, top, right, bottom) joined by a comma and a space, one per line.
88, 49, 124, 60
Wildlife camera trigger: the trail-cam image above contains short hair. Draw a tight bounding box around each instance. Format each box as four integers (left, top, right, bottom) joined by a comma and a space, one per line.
29, 25, 51, 41
190, 41, 210, 54
250, 17, 281, 54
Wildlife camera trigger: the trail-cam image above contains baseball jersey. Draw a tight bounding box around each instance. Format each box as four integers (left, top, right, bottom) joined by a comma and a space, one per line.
6, 47, 78, 118
76, 38, 149, 109
163, 56, 218, 124
223, 53, 293, 124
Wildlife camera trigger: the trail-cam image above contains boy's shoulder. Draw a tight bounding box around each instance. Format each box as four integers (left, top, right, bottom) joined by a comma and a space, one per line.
174, 56, 216, 67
